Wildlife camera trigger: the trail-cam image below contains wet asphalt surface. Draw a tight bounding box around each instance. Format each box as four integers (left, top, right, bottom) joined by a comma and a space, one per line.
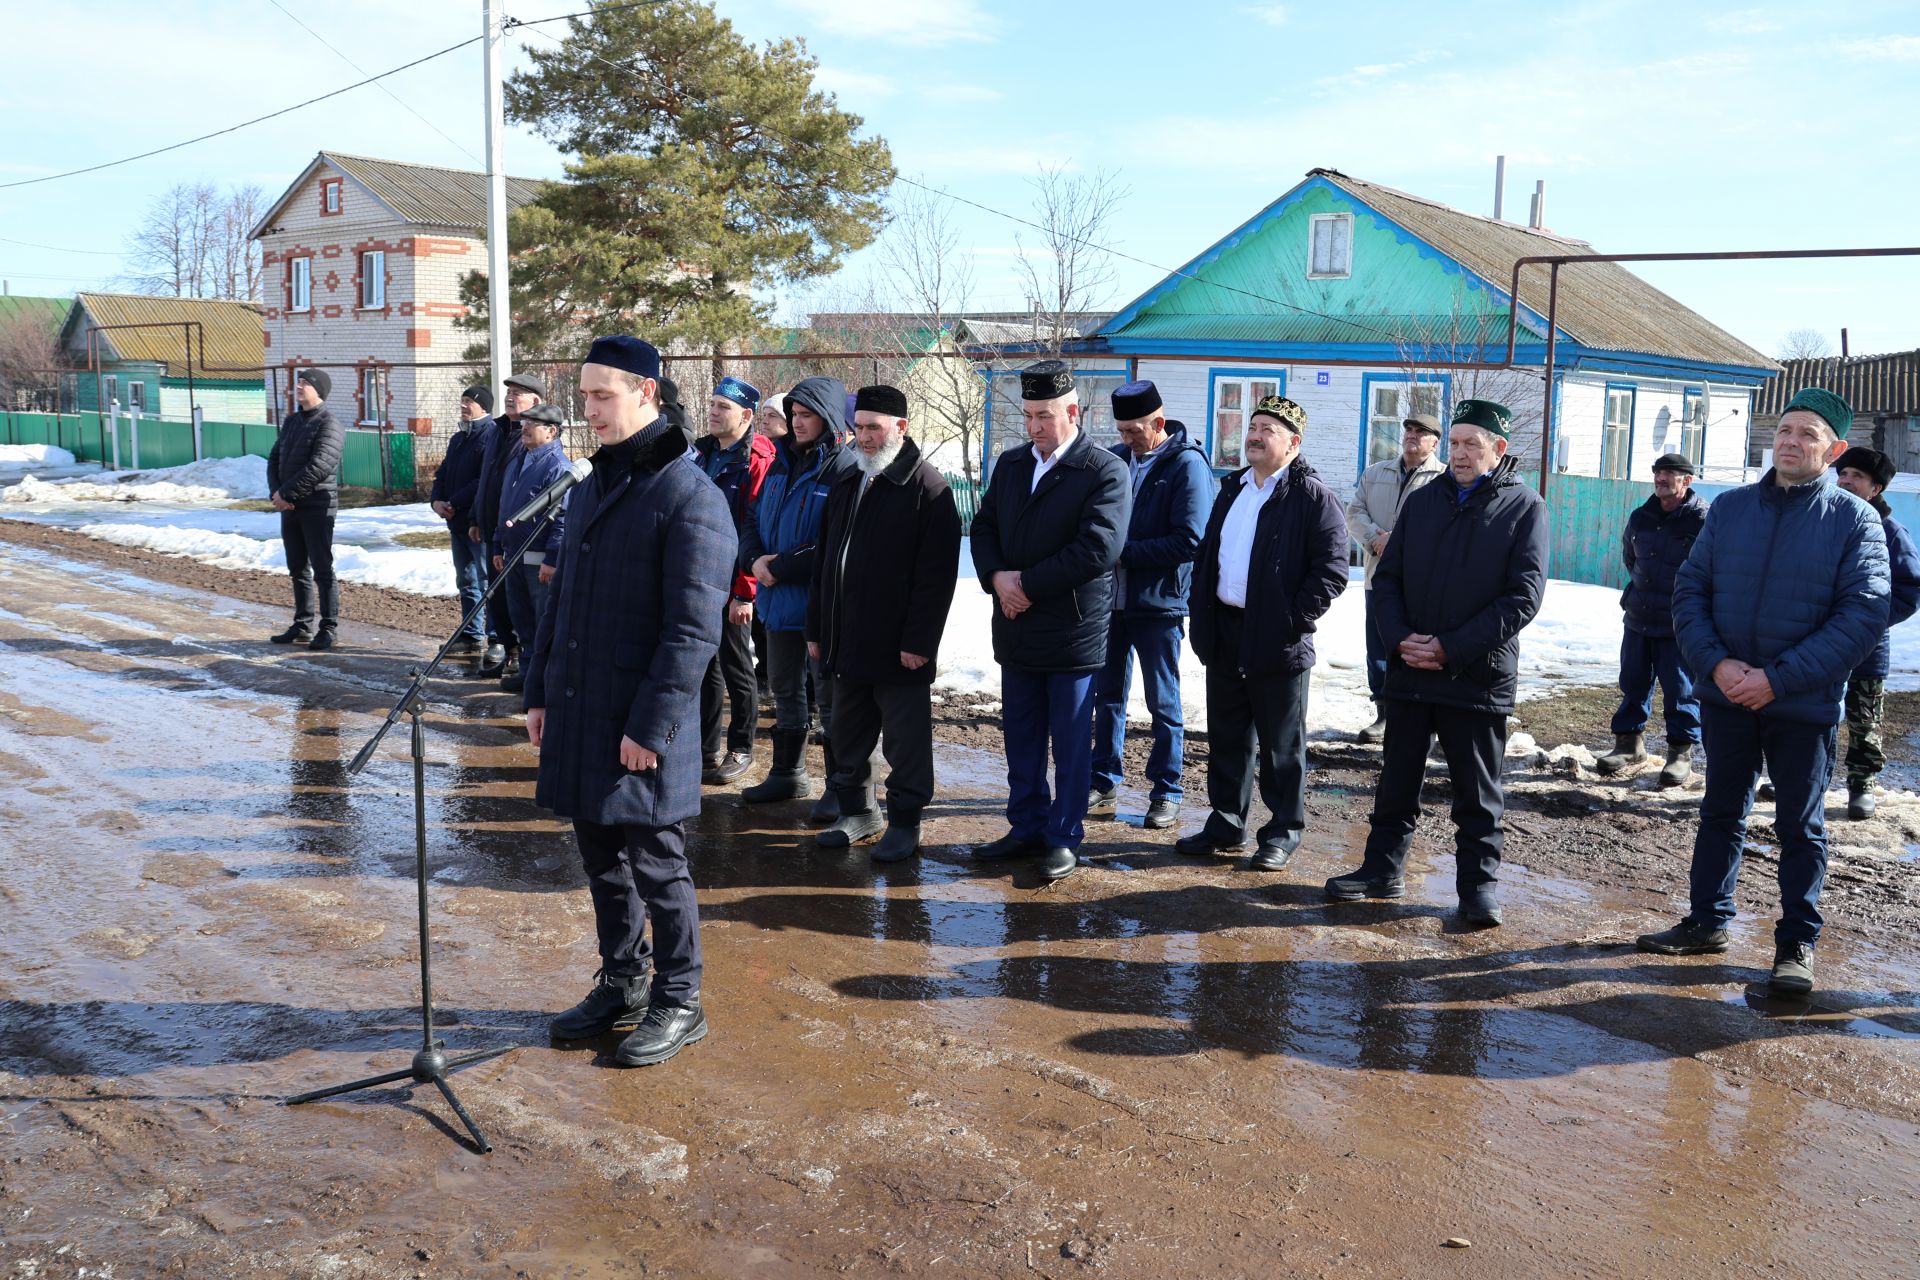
1, 536, 1918, 1278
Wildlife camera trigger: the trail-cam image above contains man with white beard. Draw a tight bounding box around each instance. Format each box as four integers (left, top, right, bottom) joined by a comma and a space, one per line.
806, 385, 963, 862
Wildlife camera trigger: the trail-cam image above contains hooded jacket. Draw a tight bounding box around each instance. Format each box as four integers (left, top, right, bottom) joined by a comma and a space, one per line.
739, 375, 857, 632
1106, 419, 1214, 616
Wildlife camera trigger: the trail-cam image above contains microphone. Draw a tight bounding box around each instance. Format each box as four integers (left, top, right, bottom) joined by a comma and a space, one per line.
506, 457, 593, 526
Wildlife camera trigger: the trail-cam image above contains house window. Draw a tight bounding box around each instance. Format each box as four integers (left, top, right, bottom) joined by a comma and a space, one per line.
103, 375, 118, 406
1602, 385, 1636, 479
1365, 381, 1444, 466
1681, 387, 1705, 467
290, 257, 312, 312
1309, 213, 1353, 279
1210, 372, 1283, 469
322, 179, 341, 215
361, 367, 387, 426
359, 250, 385, 308
127, 381, 146, 411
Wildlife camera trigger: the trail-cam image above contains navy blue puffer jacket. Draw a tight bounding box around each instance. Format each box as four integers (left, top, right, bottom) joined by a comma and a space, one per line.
1107, 420, 1214, 617
1619, 491, 1707, 638
1672, 470, 1890, 725
1853, 501, 1920, 681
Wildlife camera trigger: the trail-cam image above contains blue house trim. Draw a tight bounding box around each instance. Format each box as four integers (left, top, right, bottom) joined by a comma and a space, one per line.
1203, 366, 1288, 465
1355, 371, 1453, 478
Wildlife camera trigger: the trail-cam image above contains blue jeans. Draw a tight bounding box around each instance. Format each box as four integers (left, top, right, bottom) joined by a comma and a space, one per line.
1091, 614, 1186, 802
1610, 629, 1701, 743
1364, 588, 1388, 700
447, 523, 489, 640
1002, 666, 1098, 850
1689, 701, 1836, 947
503, 559, 550, 656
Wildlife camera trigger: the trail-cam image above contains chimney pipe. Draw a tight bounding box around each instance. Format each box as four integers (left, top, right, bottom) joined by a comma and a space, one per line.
1494, 155, 1506, 220
1841, 327, 1850, 357
1531, 180, 1546, 229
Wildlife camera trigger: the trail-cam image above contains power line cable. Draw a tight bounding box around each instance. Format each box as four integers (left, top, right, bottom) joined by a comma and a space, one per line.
0, 234, 123, 256
0, 34, 484, 191
267, 0, 482, 164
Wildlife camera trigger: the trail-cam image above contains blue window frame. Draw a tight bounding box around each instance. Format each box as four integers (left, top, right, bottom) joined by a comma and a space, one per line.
1205, 367, 1287, 470
1356, 373, 1451, 479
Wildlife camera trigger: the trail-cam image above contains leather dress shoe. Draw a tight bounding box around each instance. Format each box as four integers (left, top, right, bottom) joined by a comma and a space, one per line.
475, 645, 515, 679
1143, 798, 1180, 829
815, 807, 885, 848
1457, 885, 1503, 928
614, 999, 708, 1067
1174, 830, 1247, 857
703, 751, 752, 785
1039, 846, 1077, 881
1086, 788, 1118, 819
1323, 867, 1406, 901
550, 969, 653, 1040
975, 831, 1045, 860
1248, 831, 1302, 872
269, 625, 312, 645
871, 823, 921, 863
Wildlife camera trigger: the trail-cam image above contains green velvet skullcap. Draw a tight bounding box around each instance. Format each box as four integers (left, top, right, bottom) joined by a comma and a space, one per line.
1784, 387, 1853, 439
1451, 398, 1513, 439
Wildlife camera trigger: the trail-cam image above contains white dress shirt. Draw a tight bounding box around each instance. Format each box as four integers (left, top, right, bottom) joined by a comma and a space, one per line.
1030, 442, 1066, 492
1215, 468, 1281, 607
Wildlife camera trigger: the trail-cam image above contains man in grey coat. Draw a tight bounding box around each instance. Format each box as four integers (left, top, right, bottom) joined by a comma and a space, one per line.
1344, 412, 1445, 741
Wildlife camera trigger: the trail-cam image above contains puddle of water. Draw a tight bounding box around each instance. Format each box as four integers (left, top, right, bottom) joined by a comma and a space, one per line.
1719, 987, 1920, 1041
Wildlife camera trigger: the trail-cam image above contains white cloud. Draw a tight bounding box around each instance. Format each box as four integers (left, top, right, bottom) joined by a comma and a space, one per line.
1706, 8, 1784, 34
774, 0, 997, 46
1312, 50, 1452, 92
1239, 4, 1289, 26
814, 68, 897, 98
1836, 34, 1920, 60
922, 84, 1003, 104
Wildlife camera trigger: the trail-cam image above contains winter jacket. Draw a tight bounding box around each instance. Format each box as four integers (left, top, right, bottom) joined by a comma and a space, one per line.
1851, 498, 1918, 682
494, 437, 570, 562
970, 429, 1131, 673
1107, 420, 1213, 616
695, 425, 777, 602
429, 417, 490, 531
266, 405, 344, 513
472, 414, 526, 555
1372, 456, 1551, 715
1345, 451, 1446, 587
1672, 469, 1889, 726
739, 376, 857, 632
807, 436, 963, 685
523, 416, 736, 828
1190, 456, 1350, 676
1619, 491, 1709, 638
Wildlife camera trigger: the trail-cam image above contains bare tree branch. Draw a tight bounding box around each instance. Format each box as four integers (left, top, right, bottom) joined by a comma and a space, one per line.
1780, 328, 1834, 361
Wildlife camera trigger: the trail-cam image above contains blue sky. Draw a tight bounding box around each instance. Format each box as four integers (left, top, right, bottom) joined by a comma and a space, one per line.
3, 0, 1917, 356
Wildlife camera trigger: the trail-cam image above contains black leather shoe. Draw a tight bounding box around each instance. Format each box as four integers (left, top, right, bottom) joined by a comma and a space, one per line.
1323, 867, 1406, 901
550, 969, 653, 1040
1086, 788, 1118, 819
975, 831, 1045, 860
1174, 830, 1246, 857
1770, 941, 1815, 994
1039, 846, 1077, 881
704, 751, 752, 785
613, 999, 708, 1067
1636, 919, 1730, 955
1248, 831, 1301, 872
475, 646, 515, 679
306, 628, 337, 652
1143, 799, 1180, 829
816, 807, 885, 848
270, 625, 313, 645
871, 823, 921, 863
1458, 885, 1503, 928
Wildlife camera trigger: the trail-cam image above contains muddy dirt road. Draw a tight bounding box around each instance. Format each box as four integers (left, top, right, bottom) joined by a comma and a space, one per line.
2, 534, 1918, 1278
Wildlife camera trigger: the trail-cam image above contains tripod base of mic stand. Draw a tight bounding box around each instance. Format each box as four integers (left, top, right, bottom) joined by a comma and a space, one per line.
284, 1042, 513, 1153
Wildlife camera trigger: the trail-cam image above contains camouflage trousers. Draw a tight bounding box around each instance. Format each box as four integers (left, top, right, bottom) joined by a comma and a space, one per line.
1844, 677, 1886, 787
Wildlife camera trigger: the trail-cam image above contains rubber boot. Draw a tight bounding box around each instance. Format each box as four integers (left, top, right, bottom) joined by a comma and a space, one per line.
1658, 741, 1694, 788
1848, 777, 1877, 821
807, 740, 842, 825
1595, 731, 1646, 776
742, 728, 811, 804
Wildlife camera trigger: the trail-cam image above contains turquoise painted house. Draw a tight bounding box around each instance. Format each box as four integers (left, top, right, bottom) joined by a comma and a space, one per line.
1076, 169, 1779, 498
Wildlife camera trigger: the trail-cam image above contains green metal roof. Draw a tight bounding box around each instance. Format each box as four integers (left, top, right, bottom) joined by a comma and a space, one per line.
0, 294, 71, 338
1110, 311, 1541, 348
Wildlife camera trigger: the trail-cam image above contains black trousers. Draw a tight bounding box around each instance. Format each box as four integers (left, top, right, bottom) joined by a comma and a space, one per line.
702, 616, 757, 757
280, 507, 339, 631
829, 678, 935, 822
1202, 606, 1310, 845
570, 818, 701, 1003
1359, 697, 1508, 892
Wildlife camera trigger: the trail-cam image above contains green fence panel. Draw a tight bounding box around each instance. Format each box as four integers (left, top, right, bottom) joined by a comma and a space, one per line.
1512, 471, 1646, 590
201, 420, 278, 460
133, 419, 197, 470
337, 430, 417, 492
944, 473, 980, 532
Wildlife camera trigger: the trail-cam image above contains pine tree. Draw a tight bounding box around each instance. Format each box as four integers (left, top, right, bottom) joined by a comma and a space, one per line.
464, 0, 894, 358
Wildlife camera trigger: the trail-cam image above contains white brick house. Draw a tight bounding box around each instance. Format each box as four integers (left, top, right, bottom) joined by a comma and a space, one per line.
250, 152, 543, 435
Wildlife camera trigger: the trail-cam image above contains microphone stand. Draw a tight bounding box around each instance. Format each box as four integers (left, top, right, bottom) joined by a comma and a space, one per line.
284, 498, 568, 1153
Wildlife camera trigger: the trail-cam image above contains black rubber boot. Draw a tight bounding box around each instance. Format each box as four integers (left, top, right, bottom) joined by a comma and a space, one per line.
1595, 732, 1647, 775
1658, 741, 1694, 788
806, 740, 841, 825
742, 729, 812, 804
1848, 777, 1876, 821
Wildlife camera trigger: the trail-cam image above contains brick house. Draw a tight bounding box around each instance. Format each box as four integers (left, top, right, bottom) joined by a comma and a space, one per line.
250, 151, 543, 437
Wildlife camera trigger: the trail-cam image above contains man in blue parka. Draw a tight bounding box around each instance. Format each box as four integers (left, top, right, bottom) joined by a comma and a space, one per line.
493, 403, 570, 694
524, 335, 735, 1067
1640, 388, 1889, 996
1831, 445, 1920, 820
738, 374, 857, 818
1087, 380, 1213, 831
